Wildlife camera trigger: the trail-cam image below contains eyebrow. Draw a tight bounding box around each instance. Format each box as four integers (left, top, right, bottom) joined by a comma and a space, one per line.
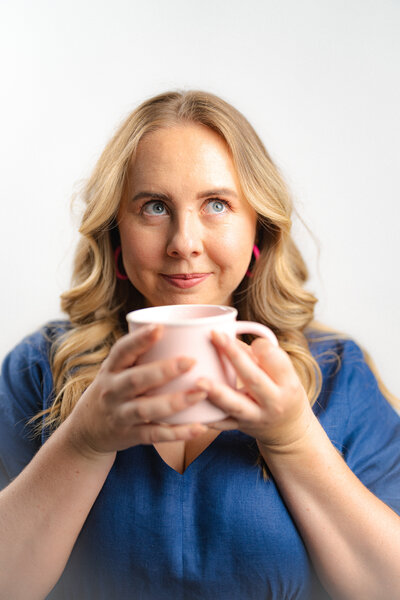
131, 188, 238, 203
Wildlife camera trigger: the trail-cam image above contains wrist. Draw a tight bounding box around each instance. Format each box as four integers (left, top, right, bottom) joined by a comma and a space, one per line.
60, 413, 117, 467
256, 405, 317, 457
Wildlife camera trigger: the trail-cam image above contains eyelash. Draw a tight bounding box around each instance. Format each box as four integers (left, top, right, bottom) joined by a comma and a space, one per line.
140, 197, 232, 216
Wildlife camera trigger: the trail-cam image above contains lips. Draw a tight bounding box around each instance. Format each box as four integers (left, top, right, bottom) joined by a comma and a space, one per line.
160, 273, 211, 289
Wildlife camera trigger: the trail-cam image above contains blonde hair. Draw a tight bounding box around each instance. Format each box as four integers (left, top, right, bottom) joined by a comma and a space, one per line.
30, 90, 397, 478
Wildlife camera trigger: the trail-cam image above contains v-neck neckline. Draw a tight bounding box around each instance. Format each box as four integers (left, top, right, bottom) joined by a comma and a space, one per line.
151, 431, 224, 476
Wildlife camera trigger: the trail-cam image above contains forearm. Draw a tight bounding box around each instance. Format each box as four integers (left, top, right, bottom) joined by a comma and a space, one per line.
0, 416, 116, 600
258, 415, 400, 600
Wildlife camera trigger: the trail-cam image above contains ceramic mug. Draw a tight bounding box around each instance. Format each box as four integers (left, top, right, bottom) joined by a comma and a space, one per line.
126, 304, 278, 424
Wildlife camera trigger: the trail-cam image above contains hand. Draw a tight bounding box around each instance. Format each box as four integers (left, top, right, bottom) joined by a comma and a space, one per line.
66, 325, 208, 459
196, 331, 315, 450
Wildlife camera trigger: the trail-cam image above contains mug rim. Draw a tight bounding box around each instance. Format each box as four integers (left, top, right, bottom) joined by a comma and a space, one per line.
126, 304, 238, 327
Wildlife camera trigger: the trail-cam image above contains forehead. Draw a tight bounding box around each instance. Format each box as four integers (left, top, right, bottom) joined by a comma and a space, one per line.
128, 124, 239, 188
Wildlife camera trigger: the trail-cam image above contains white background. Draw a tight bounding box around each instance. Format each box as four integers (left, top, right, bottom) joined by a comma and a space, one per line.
0, 0, 399, 398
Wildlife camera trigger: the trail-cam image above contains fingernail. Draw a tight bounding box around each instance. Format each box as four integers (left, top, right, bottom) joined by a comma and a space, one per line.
190, 424, 208, 436
142, 324, 157, 336
177, 357, 195, 372
196, 378, 211, 391
212, 331, 228, 346
186, 391, 208, 404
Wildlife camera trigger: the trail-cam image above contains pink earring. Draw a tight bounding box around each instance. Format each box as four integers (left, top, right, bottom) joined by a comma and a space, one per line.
246, 245, 260, 277
114, 246, 129, 280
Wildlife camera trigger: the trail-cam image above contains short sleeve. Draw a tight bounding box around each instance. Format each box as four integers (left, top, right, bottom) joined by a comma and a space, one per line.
0, 328, 55, 490
338, 341, 400, 515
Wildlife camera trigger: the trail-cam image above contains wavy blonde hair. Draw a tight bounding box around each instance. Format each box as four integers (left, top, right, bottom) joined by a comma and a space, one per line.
30, 90, 397, 478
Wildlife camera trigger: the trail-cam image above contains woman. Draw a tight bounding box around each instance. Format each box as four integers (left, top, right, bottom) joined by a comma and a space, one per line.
1, 90, 400, 600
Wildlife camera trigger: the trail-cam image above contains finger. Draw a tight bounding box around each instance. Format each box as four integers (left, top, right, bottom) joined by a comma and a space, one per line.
196, 378, 263, 423
211, 331, 278, 401
137, 422, 209, 444
236, 339, 257, 360
251, 337, 296, 386
117, 390, 208, 424
206, 417, 239, 431
106, 325, 164, 372
212, 334, 257, 363
113, 355, 196, 398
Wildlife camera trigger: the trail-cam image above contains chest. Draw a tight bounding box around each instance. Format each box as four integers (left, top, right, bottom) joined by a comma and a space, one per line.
56, 434, 323, 600
153, 430, 221, 474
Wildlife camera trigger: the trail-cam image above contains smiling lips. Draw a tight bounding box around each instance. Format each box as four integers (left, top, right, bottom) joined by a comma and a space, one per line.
161, 273, 211, 289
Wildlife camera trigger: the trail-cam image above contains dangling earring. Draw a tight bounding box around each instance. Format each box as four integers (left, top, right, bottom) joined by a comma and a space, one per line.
114, 246, 129, 280
246, 245, 260, 277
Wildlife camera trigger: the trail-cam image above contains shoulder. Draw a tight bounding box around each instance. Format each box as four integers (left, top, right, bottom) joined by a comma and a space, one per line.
0, 320, 71, 486
305, 327, 400, 445
306, 329, 369, 387
305, 328, 397, 428
305, 332, 400, 513
2, 320, 71, 373
306, 328, 362, 360
0, 320, 71, 415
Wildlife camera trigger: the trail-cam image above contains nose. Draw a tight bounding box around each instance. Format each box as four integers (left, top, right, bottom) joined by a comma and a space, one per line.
166, 212, 203, 259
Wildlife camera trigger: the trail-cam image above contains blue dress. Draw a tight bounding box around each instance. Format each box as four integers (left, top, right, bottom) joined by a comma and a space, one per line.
1, 322, 400, 600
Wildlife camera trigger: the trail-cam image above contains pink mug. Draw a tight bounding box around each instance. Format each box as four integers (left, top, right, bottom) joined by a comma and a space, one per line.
126, 304, 278, 424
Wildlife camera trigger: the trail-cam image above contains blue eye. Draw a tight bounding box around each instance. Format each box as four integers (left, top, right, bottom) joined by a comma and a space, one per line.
206, 199, 229, 214
142, 201, 167, 216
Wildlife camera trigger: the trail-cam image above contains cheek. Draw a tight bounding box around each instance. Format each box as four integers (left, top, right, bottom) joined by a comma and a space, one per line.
210, 224, 255, 267
121, 226, 164, 268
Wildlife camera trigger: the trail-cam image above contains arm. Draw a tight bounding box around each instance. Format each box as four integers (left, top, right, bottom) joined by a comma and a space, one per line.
258, 415, 400, 600
198, 332, 400, 600
0, 421, 115, 600
0, 325, 207, 600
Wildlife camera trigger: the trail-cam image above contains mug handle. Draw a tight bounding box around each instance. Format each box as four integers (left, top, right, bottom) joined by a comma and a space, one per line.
234, 321, 278, 346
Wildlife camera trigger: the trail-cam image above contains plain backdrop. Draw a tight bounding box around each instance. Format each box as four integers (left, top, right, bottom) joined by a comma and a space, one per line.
0, 0, 399, 398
